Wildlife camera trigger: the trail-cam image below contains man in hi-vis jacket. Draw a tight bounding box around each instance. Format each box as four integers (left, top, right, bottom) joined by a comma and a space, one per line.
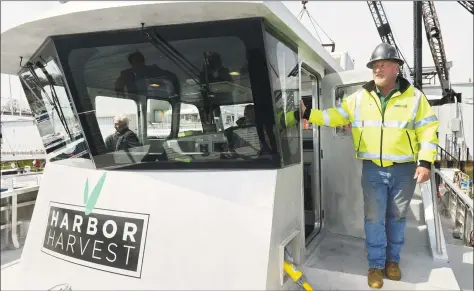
300, 43, 439, 289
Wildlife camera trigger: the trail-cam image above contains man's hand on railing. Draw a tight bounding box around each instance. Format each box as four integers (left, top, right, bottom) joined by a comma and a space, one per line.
414, 166, 431, 183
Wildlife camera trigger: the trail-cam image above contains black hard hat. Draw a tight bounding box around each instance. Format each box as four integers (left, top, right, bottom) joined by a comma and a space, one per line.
366, 43, 404, 69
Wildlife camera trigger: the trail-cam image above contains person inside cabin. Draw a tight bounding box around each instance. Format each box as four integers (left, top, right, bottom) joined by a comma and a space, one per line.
298, 43, 439, 289
114, 51, 180, 97
199, 52, 232, 84
104, 114, 141, 152
236, 104, 255, 127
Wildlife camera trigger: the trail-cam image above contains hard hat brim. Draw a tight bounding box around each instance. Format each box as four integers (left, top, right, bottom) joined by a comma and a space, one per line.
366, 57, 405, 69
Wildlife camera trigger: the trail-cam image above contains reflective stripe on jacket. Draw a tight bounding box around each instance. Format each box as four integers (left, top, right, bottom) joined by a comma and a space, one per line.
307, 77, 439, 167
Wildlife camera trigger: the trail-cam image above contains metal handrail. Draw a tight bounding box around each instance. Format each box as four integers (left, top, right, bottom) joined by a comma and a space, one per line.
1, 184, 40, 249
1, 174, 42, 192
435, 168, 473, 246
1, 172, 43, 178
430, 166, 442, 254
436, 169, 473, 209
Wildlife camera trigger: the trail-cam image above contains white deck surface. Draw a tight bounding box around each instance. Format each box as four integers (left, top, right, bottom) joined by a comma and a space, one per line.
303, 231, 461, 290
301, 190, 462, 290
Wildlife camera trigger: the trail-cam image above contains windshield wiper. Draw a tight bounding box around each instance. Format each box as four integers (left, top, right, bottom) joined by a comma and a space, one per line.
30, 61, 72, 140
141, 25, 215, 124
142, 26, 200, 85
287, 64, 299, 77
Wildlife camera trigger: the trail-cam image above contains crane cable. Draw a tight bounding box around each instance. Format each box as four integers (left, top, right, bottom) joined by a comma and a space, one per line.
297, 1, 335, 50
379, 1, 412, 76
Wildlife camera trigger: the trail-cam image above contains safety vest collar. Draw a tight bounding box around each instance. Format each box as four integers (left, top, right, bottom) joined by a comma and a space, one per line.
375, 78, 400, 98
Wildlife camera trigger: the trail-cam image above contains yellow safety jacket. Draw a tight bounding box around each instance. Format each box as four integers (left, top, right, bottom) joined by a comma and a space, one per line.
277, 110, 299, 129
304, 77, 439, 167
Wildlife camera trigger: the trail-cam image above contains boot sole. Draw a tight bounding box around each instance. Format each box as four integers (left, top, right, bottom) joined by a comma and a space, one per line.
385, 271, 401, 281
368, 283, 384, 289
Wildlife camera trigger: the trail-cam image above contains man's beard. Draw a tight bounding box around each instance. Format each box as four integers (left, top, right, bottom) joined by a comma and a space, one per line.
374, 77, 388, 87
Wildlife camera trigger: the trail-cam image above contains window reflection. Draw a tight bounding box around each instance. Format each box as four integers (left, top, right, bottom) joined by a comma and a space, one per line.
19, 50, 89, 162
264, 32, 301, 166
334, 84, 363, 137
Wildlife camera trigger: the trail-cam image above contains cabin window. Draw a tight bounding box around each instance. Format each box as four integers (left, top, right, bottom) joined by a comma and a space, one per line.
178, 103, 203, 135
147, 99, 172, 138
18, 47, 90, 163
53, 18, 282, 170
334, 84, 363, 137
264, 31, 301, 166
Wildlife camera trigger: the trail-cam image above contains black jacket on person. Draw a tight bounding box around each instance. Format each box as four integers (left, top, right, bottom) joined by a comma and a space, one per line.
104, 128, 141, 152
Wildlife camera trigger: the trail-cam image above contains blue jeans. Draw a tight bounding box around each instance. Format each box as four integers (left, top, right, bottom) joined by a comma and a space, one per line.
361, 160, 417, 269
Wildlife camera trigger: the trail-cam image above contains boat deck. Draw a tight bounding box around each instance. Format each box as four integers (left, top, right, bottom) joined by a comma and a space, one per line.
301, 188, 472, 291
303, 231, 460, 290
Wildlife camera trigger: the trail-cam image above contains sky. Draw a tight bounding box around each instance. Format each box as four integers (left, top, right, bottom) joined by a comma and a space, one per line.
1, 1, 473, 111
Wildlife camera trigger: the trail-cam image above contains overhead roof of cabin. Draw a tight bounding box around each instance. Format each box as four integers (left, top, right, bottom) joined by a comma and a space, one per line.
1, 1, 342, 75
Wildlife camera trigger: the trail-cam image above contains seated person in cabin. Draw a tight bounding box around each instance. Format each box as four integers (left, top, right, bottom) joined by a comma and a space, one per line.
236, 104, 255, 127
114, 51, 180, 97
104, 114, 141, 152
228, 104, 261, 154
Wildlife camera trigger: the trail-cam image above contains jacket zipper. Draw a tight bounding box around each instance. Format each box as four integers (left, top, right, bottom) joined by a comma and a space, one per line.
368, 94, 384, 166
406, 131, 414, 154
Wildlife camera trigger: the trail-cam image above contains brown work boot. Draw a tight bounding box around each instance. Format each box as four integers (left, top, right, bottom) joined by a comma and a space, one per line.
385, 261, 401, 281
368, 268, 384, 289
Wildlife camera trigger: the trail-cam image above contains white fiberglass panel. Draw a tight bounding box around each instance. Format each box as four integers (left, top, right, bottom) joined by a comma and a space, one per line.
16, 162, 280, 290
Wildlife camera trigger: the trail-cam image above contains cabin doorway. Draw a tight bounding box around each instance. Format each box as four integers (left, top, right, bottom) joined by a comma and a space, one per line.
300, 65, 322, 244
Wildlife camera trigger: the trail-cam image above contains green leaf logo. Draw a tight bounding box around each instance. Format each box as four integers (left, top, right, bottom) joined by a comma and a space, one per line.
83, 172, 107, 215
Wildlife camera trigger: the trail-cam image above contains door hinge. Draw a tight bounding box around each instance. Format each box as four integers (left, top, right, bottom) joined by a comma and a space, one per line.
322, 210, 325, 220
320, 149, 323, 159
319, 87, 322, 95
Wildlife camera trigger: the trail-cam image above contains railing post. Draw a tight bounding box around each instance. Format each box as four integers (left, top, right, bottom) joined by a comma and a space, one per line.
430, 165, 442, 255
11, 193, 20, 249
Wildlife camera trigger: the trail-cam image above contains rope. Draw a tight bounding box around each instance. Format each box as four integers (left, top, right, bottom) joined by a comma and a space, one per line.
297, 1, 335, 46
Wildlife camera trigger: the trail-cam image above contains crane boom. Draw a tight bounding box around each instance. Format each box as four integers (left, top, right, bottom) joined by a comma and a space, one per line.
367, 1, 395, 45
458, 1, 474, 14
421, 1, 461, 104
367, 1, 462, 105
367, 1, 412, 78
421, 2, 449, 89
